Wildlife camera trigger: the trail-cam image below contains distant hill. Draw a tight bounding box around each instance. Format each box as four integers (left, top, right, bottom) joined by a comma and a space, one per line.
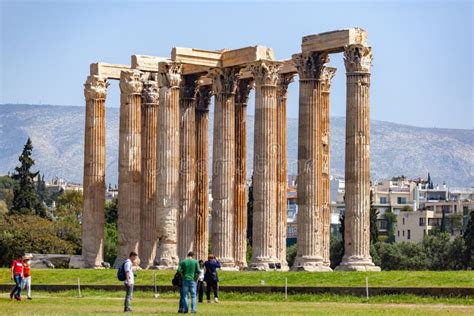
0, 104, 472, 187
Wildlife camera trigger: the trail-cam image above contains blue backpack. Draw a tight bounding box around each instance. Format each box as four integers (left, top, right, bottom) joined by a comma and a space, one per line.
117, 261, 126, 281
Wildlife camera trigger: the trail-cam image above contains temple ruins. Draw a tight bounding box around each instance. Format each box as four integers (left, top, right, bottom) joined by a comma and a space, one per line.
82, 28, 380, 271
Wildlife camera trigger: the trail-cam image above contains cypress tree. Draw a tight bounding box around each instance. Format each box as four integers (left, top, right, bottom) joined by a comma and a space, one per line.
10, 138, 46, 217
370, 190, 380, 244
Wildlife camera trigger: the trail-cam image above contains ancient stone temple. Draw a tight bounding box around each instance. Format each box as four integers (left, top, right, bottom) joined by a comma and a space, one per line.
81, 28, 380, 272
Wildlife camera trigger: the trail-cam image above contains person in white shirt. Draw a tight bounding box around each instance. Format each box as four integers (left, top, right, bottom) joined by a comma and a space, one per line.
123, 252, 138, 313
196, 260, 205, 303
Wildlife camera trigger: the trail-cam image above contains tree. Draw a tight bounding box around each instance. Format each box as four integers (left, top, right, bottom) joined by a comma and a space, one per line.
383, 207, 397, 243
105, 197, 118, 224
370, 190, 379, 244
440, 207, 448, 233
246, 176, 254, 247
10, 138, 46, 217
463, 211, 474, 269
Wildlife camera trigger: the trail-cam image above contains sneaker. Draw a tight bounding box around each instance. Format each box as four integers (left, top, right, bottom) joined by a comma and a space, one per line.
10, 293, 14, 300
15, 295, 21, 301
214, 297, 219, 303
27, 297, 32, 300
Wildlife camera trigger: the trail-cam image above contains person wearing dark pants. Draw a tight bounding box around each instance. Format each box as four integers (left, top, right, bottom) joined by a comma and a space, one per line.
204, 254, 221, 303
196, 260, 205, 303
10, 255, 24, 301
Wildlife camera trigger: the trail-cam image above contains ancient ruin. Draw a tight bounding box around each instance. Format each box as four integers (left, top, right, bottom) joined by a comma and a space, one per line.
82, 28, 380, 271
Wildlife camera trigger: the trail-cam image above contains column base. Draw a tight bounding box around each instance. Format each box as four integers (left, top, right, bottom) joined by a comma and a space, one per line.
218, 257, 240, 271
235, 260, 248, 271
153, 257, 179, 269
292, 256, 332, 272
249, 257, 282, 271
335, 256, 381, 272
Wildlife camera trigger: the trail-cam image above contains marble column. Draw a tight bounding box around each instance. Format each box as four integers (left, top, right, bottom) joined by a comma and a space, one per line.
249, 60, 282, 271
336, 45, 380, 271
210, 67, 240, 269
275, 74, 294, 271
234, 79, 253, 269
178, 75, 198, 260
82, 75, 108, 268
292, 52, 331, 271
321, 68, 336, 267
117, 70, 143, 262
155, 62, 182, 268
139, 74, 159, 269
195, 85, 212, 262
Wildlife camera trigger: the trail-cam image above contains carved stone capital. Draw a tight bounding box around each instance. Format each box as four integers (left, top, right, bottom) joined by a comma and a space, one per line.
321, 67, 336, 92
141, 78, 159, 105
196, 85, 212, 112
277, 73, 295, 98
158, 62, 182, 88
180, 75, 199, 100
84, 75, 109, 101
119, 70, 143, 95
344, 45, 372, 73
209, 67, 240, 95
292, 52, 329, 80
249, 60, 282, 86
235, 79, 254, 105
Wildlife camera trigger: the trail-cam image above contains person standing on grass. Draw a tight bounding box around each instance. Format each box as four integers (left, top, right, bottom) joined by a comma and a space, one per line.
178, 251, 200, 314
10, 254, 24, 301
204, 254, 221, 303
123, 252, 138, 313
21, 254, 33, 300
196, 260, 205, 303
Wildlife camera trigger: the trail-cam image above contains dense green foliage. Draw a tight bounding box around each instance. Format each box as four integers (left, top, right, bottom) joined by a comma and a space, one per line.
10, 138, 46, 217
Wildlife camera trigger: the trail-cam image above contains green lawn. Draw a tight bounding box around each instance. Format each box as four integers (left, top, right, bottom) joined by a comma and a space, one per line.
0, 291, 473, 315
1, 269, 473, 288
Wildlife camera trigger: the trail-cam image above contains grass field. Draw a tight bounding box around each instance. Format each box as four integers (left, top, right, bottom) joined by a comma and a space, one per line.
0, 291, 473, 315
1, 269, 473, 288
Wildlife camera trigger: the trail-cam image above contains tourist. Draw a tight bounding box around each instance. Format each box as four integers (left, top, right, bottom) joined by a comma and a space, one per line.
196, 260, 205, 303
10, 254, 24, 301
123, 251, 138, 313
178, 251, 200, 314
204, 254, 221, 303
21, 254, 33, 300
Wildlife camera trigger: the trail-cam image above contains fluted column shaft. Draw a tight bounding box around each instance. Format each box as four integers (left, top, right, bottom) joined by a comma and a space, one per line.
336, 45, 380, 271
117, 70, 143, 262
234, 79, 253, 269
83, 75, 108, 268
178, 75, 197, 260
275, 74, 294, 270
195, 86, 212, 261
140, 76, 159, 269
293, 52, 331, 271
155, 62, 182, 268
210, 67, 239, 269
321, 68, 336, 267
249, 61, 282, 270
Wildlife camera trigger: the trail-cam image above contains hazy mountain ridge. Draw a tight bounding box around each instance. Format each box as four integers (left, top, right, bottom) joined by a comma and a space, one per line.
0, 104, 472, 187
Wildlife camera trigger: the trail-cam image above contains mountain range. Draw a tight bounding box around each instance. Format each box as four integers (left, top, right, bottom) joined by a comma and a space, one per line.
0, 104, 472, 187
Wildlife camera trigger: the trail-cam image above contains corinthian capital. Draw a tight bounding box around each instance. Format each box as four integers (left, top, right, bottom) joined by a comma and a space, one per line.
196, 85, 212, 112
142, 77, 159, 104
84, 75, 109, 101
120, 70, 143, 95
321, 67, 337, 92
292, 52, 329, 80
209, 67, 240, 95
235, 79, 254, 105
249, 60, 282, 86
158, 62, 182, 88
277, 73, 295, 98
344, 45, 372, 73
180, 75, 199, 100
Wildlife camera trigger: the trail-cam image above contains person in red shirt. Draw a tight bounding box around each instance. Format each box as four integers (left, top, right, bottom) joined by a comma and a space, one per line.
22, 254, 32, 300
10, 254, 24, 301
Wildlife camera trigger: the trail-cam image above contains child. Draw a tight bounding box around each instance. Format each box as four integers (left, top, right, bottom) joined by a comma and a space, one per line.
196, 260, 205, 303
22, 254, 32, 300
10, 254, 24, 301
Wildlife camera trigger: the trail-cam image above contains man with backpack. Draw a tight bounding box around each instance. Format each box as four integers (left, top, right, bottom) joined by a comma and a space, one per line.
118, 252, 138, 313
177, 251, 200, 314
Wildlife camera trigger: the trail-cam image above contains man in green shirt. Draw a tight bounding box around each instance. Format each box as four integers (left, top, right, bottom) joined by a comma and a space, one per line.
178, 251, 200, 313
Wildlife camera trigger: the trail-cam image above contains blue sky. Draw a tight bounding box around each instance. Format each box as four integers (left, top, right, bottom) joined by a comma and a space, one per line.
1, 0, 472, 129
